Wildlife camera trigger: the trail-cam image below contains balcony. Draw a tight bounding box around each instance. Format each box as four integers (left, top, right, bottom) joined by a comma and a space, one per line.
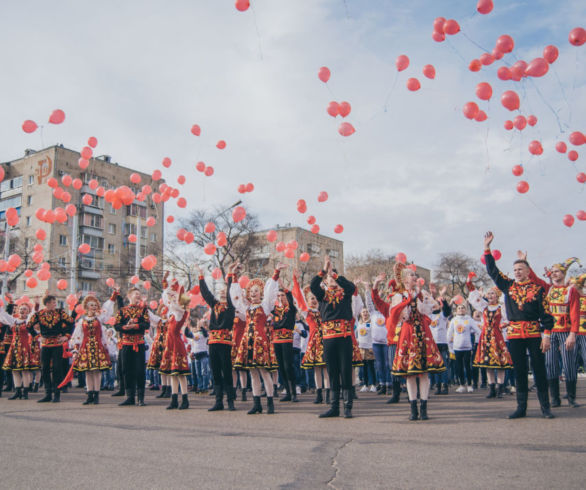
80, 226, 103, 237
82, 205, 103, 215
79, 269, 101, 279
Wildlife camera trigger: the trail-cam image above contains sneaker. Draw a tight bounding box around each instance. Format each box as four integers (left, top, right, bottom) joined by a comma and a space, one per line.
467, 386, 474, 393
296, 386, 301, 395
281, 389, 287, 395
455, 386, 466, 393
369, 385, 377, 393
359, 385, 368, 393
510, 386, 516, 393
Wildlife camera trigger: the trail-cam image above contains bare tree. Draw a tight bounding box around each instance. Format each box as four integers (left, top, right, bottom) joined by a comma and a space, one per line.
434, 252, 491, 297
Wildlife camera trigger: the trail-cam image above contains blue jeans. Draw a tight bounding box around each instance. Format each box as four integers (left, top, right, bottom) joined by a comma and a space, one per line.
101, 361, 116, 389
304, 366, 316, 389
195, 355, 210, 391
293, 348, 304, 388
373, 343, 391, 386
430, 344, 449, 384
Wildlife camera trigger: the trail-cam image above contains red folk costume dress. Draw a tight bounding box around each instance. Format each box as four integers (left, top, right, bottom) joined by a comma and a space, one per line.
159, 306, 190, 376
229, 281, 247, 364
390, 292, 445, 376
233, 272, 280, 371
147, 315, 168, 370
70, 300, 115, 373
0, 308, 39, 372
468, 290, 513, 369
292, 275, 326, 368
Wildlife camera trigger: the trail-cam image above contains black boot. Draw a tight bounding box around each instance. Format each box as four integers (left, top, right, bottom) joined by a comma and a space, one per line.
537, 390, 555, 419
319, 389, 340, 418
156, 386, 168, 398
496, 384, 504, 399
325, 388, 330, 404
420, 400, 428, 420
38, 389, 52, 403
241, 388, 247, 402
290, 381, 298, 402
179, 394, 189, 410
377, 384, 387, 395
93, 391, 100, 405
508, 391, 527, 419
227, 388, 236, 411
112, 387, 125, 396
343, 389, 353, 419
548, 378, 561, 407
22, 387, 29, 400
119, 389, 136, 406
137, 388, 146, 406
52, 390, 61, 403
167, 394, 179, 410
208, 388, 224, 411
486, 384, 497, 399
351, 386, 358, 400
247, 396, 262, 414
82, 391, 94, 405
441, 383, 449, 395
387, 380, 401, 404
409, 400, 419, 421
9, 387, 22, 400
280, 382, 292, 402
162, 386, 171, 398
314, 388, 323, 404
32, 382, 39, 393
434, 383, 441, 395
267, 396, 275, 414
566, 380, 580, 408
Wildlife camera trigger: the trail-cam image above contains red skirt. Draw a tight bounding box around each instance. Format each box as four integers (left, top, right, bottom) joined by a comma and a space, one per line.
3, 332, 39, 372
392, 321, 445, 376
233, 325, 277, 371
302, 329, 325, 368
473, 325, 513, 369
159, 335, 190, 376
73, 337, 111, 372
147, 329, 167, 370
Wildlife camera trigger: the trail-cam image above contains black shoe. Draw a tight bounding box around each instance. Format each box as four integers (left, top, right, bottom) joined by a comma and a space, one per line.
387, 381, 401, 404
279, 384, 292, 402
22, 387, 29, 400
548, 379, 561, 408
112, 388, 125, 397
434, 384, 441, 395
52, 390, 61, 403
93, 391, 100, 405
377, 385, 387, 395
566, 380, 580, 408
480, 382, 487, 389
409, 400, 419, 421
9, 388, 22, 400
290, 382, 298, 402
319, 390, 340, 418
227, 398, 236, 411
179, 394, 189, 410
137, 389, 146, 406
267, 396, 275, 414
38, 390, 52, 403
247, 396, 262, 414
82, 391, 94, 405
119, 390, 136, 406
32, 382, 39, 393
441, 383, 449, 395
241, 389, 247, 402
343, 389, 353, 418
209, 392, 224, 411
508, 391, 527, 419
162, 386, 171, 398
156, 386, 168, 398
537, 390, 555, 419
496, 384, 504, 398
167, 394, 179, 410
325, 388, 330, 405
314, 388, 323, 404
486, 384, 497, 399
420, 400, 428, 420
351, 386, 358, 400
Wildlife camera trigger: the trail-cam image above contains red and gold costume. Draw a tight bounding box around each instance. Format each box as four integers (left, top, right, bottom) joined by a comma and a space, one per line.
301, 310, 325, 368
472, 305, 513, 369
2, 319, 39, 372
147, 317, 168, 370
159, 310, 190, 375
232, 317, 245, 364
233, 304, 277, 371
71, 316, 112, 372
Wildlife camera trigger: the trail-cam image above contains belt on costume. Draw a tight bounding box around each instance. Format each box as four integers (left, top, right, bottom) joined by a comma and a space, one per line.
41, 337, 64, 347
322, 319, 354, 339
507, 321, 541, 339
273, 328, 294, 343
121, 334, 145, 351
209, 329, 232, 345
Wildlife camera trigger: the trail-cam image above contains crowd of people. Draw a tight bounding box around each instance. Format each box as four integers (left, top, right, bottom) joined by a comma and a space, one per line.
1, 231, 584, 421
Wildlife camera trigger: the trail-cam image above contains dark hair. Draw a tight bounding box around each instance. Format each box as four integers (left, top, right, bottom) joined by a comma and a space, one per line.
43, 295, 56, 305
513, 259, 529, 267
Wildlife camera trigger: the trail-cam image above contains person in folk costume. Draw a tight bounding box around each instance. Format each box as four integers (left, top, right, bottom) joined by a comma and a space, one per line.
159, 278, 192, 410
113, 288, 156, 407
292, 270, 330, 405
427, 284, 452, 395
27, 292, 76, 403
1, 297, 40, 399
229, 268, 249, 401
196, 263, 237, 412
69, 292, 117, 405
466, 276, 514, 399
147, 272, 171, 399
310, 256, 357, 419
524, 256, 581, 408
572, 274, 586, 389
0, 297, 17, 398
483, 232, 555, 419
390, 262, 446, 421
232, 263, 285, 415
348, 287, 365, 401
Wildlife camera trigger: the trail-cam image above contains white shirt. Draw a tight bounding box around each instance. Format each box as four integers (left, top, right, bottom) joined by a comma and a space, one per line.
365, 291, 388, 345
447, 315, 482, 352
429, 310, 449, 345
191, 331, 209, 354
355, 321, 373, 349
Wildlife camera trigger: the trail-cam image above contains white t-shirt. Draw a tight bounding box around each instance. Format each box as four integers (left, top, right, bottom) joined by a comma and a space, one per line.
447, 315, 482, 352
355, 321, 373, 349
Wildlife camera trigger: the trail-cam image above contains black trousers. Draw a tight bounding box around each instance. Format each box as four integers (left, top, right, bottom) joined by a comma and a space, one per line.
323, 337, 353, 392
209, 343, 233, 397
41, 346, 63, 391
121, 345, 146, 393
454, 350, 472, 386
508, 338, 547, 394
274, 342, 296, 388
0, 353, 5, 389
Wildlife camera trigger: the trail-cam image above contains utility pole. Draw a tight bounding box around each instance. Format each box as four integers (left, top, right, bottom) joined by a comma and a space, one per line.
70, 212, 78, 294
1, 221, 9, 294
135, 218, 141, 276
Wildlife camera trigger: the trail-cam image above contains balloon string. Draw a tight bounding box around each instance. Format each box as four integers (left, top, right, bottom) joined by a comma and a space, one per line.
342, 0, 350, 19
483, 101, 491, 171
569, 49, 580, 127
460, 30, 491, 54
526, 195, 547, 214
382, 71, 398, 112
445, 38, 468, 65
552, 65, 571, 122
526, 77, 566, 133
250, 3, 264, 61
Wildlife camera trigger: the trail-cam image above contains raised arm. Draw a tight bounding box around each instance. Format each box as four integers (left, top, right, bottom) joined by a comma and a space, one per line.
261, 268, 282, 316
483, 232, 512, 293
291, 273, 308, 313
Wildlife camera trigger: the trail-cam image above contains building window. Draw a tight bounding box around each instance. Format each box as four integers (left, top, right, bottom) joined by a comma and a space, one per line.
59, 235, 67, 246
81, 281, 92, 292
26, 196, 32, 206
28, 175, 34, 185
81, 235, 104, 250
23, 280, 27, 291
150, 233, 157, 242
108, 243, 116, 254
24, 238, 29, 249
126, 204, 147, 218
124, 223, 137, 235
58, 257, 66, 268
82, 213, 103, 229
307, 243, 320, 256
327, 249, 339, 259
108, 223, 116, 234
26, 216, 31, 226
141, 227, 147, 239
109, 204, 116, 215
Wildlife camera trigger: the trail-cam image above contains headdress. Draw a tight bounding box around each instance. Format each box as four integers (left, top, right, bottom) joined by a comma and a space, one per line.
552, 257, 581, 275
82, 294, 100, 310
393, 262, 407, 293
246, 278, 265, 302
169, 279, 185, 297
572, 273, 586, 289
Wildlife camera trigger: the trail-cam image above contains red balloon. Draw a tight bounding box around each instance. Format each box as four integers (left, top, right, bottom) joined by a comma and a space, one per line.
474, 110, 487, 122
216, 140, 226, 150
569, 27, 586, 47
204, 222, 216, 233
433, 17, 446, 32
26, 278, 38, 289
191, 124, 201, 136
82, 194, 93, 205
141, 255, 157, 271
338, 122, 355, 136
36, 229, 47, 240
512, 165, 524, 176
476, 82, 493, 101
48, 109, 65, 124
167, 215, 174, 223
307, 215, 316, 225
297, 199, 307, 213
569, 151, 579, 162
266, 230, 277, 242
196, 161, 206, 172
406, 78, 421, 91
130, 173, 141, 184
79, 243, 91, 254
246, 182, 254, 192
276, 241, 286, 252
516, 181, 530, 194
216, 231, 227, 247
479, 53, 494, 66
496, 35, 515, 54
318, 66, 331, 83
311, 224, 320, 234
128, 234, 137, 243
162, 157, 172, 168
577, 172, 586, 183
510, 61, 527, 81
81, 146, 93, 160
576, 210, 586, 221
543, 45, 559, 63
235, 0, 250, 11
569, 131, 585, 146
152, 169, 162, 181
286, 240, 298, 250
469, 59, 482, 72
432, 31, 446, 43
57, 279, 67, 290
504, 120, 514, 130
177, 197, 187, 208
556, 141, 567, 153
88, 136, 98, 148
395, 252, 407, 264
525, 58, 549, 77
492, 48, 504, 60
177, 175, 186, 185
422, 64, 436, 79
527, 115, 537, 126
211, 268, 222, 280
514, 115, 527, 130
237, 184, 247, 194
396, 55, 410, 72
443, 19, 460, 35
563, 214, 575, 227
78, 158, 89, 170
0, 167, 4, 183
184, 232, 194, 244
339, 101, 351, 118
299, 252, 310, 263
477, 0, 493, 14
232, 206, 246, 222
334, 224, 344, 234
204, 166, 214, 176
501, 90, 520, 111
317, 191, 328, 203
463, 102, 479, 120
492, 250, 502, 261
327, 101, 340, 117
528, 140, 543, 156
284, 248, 295, 259
22, 120, 38, 133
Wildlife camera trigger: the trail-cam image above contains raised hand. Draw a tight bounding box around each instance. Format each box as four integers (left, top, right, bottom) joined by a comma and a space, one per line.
276, 262, 289, 271
517, 250, 528, 262
484, 231, 494, 250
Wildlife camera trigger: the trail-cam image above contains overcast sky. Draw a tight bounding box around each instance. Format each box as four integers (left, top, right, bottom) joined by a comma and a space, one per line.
1, 0, 584, 277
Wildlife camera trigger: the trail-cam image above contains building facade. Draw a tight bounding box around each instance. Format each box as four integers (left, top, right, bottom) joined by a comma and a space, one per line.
0, 145, 164, 304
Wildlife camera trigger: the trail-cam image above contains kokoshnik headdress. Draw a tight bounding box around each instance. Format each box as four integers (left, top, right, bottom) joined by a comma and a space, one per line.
551, 257, 581, 275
